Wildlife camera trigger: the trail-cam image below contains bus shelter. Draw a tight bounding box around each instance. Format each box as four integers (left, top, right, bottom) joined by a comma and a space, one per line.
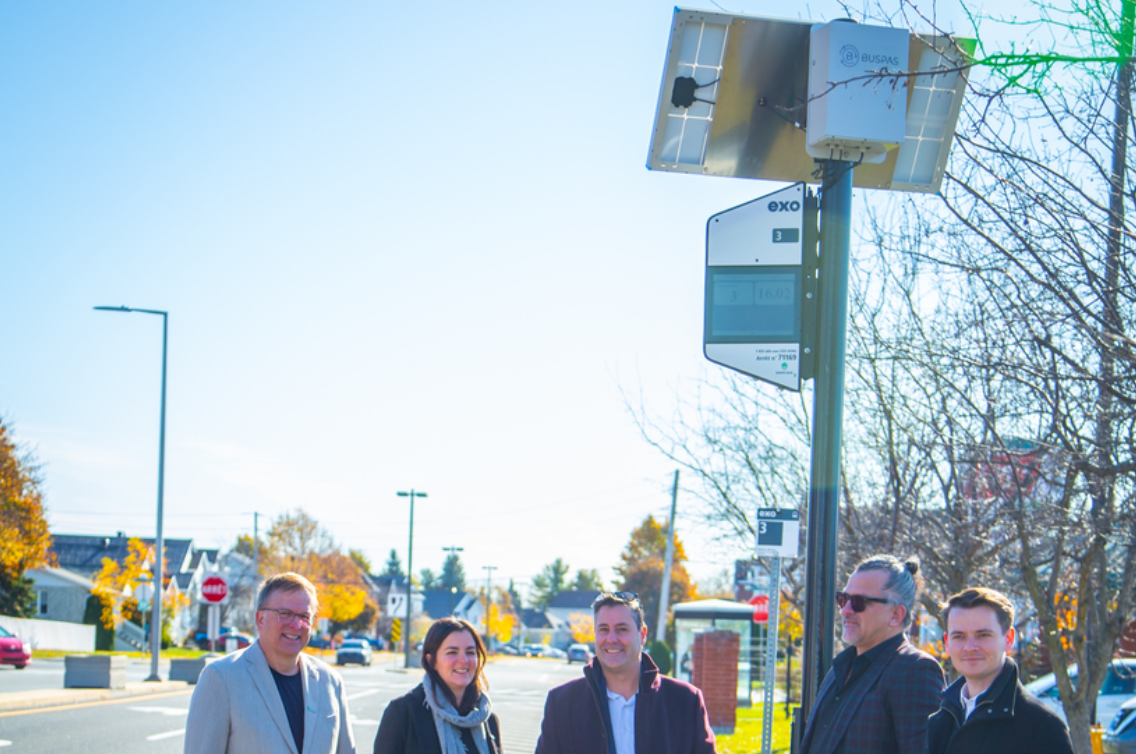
673, 598, 765, 706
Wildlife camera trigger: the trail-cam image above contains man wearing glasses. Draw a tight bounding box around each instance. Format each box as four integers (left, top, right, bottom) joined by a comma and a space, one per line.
185, 572, 357, 754
535, 591, 717, 754
799, 555, 945, 754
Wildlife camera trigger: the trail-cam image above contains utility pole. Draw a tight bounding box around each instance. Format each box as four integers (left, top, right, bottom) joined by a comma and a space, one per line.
656, 470, 680, 642
397, 490, 427, 668
253, 512, 260, 630
483, 565, 497, 643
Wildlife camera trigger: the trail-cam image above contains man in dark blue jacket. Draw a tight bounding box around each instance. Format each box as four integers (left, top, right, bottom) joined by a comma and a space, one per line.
927, 587, 1073, 754
534, 592, 716, 754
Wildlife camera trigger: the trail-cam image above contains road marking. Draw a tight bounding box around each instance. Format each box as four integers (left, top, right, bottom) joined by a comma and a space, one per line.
345, 689, 379, 701
128, 705, 188, 716
146, 729, 186, 741
0, 689, 193, 718
350, 717, 381, 725
0, 740, 11, 747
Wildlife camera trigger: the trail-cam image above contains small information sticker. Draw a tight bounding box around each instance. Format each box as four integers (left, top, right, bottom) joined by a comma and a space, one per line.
755, 508, 800, 557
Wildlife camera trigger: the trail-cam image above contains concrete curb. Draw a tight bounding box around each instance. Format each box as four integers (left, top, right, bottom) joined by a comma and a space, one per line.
0, 680, 191, 713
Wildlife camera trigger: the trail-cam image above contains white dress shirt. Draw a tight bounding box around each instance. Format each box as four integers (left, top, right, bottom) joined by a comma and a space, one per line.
606, 688, 637, 754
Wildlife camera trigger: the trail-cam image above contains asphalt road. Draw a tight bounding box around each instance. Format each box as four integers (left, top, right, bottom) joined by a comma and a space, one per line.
0, 654, 581, 753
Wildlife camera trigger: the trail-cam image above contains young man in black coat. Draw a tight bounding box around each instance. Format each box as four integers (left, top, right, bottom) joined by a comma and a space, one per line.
927, 587, 1074, 754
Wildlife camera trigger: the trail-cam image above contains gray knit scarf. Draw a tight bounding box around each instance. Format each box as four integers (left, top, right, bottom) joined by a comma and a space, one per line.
421, 673, 493, 754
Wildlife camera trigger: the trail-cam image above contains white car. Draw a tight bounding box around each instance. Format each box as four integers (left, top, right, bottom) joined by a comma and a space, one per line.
1024, 658, 1136, 726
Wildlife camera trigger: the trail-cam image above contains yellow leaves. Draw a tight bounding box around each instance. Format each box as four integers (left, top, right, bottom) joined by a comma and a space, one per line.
90, 538, 154, 630
1054, 592, 1078, 651
323, 585, 367, 624
568, 612, 595, 644
0, 422, 53, 583
487, 601, 518, 644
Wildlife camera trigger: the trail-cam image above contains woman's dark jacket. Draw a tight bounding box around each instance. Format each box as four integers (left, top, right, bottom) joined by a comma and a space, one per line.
926, 659, 1074, 754
534, 653, 716, 754
373, 684, 502, 754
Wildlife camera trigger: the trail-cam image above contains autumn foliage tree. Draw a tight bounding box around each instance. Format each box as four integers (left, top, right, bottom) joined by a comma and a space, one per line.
615, 515, 696, 642
0, 421, 53, 617
263, 509, 369, 629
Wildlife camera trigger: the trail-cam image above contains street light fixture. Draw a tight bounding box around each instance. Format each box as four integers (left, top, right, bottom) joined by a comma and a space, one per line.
94, 305, 168, 683
397, 489, 427, 669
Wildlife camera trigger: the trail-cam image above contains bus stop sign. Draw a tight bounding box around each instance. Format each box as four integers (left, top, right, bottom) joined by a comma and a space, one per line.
704, 183, 818, 390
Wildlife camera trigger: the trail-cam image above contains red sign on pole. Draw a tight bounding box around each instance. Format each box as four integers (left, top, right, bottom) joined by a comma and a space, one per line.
750, 594, 770, 623
202, 575, 229, 604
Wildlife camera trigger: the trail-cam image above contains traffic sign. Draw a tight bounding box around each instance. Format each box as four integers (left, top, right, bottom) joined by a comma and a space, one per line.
755, 508, 801, 558
390, 618, 402, 642
704, 183, 818, 391
750, 594, 770, 623
201, 575, 229, 605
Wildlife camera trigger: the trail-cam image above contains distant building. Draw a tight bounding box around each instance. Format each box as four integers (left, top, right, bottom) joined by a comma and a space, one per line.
545, 590, 599, 647
24, 567, 94, 624
46, 533, 217, 644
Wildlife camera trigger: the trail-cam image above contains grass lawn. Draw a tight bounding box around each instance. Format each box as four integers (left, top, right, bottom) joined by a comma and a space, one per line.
715, 703, 795, 754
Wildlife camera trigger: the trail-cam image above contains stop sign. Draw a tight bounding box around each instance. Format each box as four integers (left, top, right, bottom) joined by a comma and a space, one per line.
750, 594, 770, 623
202, 575, 229, 604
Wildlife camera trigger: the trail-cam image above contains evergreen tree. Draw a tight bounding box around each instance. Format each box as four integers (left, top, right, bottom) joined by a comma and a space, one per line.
383, 549, 403, 577
440, 553, 466, 591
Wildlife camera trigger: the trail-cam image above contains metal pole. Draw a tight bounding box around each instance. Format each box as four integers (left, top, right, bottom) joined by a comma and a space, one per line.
397, 490, 426, 668
656, 470, 680, 642
800, 161, 853, 723
406, 493, 415, 667
146, 311, 168, 682
253, 511, 260, 630
762, 556, 782, 754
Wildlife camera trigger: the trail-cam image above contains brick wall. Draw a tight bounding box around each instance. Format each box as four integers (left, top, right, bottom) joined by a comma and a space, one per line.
692, 629, 739, 734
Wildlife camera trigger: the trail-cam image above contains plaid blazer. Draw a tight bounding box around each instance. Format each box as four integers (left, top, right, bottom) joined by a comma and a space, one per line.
801, 636, 945, 754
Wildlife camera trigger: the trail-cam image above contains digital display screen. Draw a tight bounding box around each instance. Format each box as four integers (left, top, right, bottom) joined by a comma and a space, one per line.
705, 268, 800, 342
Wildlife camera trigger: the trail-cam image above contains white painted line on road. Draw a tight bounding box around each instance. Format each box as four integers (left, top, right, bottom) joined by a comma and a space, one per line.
345, 689, 379, 701
350, 717, 381, 725
128, 705, 189, 716
146, 729, 185, 741
0, 740, 11, 747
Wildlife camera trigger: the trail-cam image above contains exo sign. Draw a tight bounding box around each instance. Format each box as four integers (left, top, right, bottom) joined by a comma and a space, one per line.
201, 575, 229, 605
704, 183, 818, 391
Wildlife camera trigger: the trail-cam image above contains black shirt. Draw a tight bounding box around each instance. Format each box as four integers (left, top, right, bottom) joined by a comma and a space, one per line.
270, 666, 305, 752
804, 632, 906, 754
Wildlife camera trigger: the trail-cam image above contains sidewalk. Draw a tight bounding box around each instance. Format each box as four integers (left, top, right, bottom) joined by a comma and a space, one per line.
0, 680, 191, 713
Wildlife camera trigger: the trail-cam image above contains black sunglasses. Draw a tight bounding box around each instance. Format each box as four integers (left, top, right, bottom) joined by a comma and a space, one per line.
592, 591, 640, 607
835, 591, 891, 613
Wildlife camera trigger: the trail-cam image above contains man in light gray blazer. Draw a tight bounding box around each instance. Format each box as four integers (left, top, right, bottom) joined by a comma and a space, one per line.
184, 572, 356, 754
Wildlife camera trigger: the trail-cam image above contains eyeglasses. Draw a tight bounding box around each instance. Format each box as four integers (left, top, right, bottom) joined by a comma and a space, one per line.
592, 591, 640, 607
835, 592, 891, 613
260, 607, 315, 626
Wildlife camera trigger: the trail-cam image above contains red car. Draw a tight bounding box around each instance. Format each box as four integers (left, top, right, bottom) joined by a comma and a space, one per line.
0, 625, 32, 669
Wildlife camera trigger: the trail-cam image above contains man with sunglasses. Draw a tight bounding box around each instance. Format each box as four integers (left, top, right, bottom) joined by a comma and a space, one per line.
800, 555, 945, 754
185, 572, 357, 754
535, 591, 717, 754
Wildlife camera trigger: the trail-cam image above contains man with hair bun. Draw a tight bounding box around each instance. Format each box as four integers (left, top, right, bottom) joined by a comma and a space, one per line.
926, 586, 1073, 754
800, 554, 945, 754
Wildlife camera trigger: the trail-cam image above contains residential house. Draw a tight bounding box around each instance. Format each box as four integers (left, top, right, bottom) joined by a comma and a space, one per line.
25, 567, 95, 624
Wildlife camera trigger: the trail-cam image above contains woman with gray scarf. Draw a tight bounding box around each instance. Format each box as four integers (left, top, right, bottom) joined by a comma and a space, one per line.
374, 617, 502, 754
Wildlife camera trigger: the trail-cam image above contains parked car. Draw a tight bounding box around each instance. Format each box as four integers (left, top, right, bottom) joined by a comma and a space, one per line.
219, 632, 254, 651
1024, 658, 1136, 726
194, 626, 236, 648
337, 639, 373, 666
521, 643, 549, 657
1102, 695, 1136, 754
0, 625, 31, 669
546, 647, 567, 659
497, 645, 520, 656
567, 644, 593, 664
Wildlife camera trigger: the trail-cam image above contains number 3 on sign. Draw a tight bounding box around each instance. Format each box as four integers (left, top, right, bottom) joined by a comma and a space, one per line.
754, 508, 801, 558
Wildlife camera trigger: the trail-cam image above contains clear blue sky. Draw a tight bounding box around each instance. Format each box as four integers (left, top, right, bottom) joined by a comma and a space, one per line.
1, 0, 977, 596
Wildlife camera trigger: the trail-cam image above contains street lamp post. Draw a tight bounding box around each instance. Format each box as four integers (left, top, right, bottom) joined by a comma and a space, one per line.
483, 565, 497, 645
397, 489, 427, 669
94, 305, 168, 683
443, 546, 463, 614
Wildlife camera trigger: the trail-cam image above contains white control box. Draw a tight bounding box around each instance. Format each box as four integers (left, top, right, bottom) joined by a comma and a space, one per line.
806, 21, 909, 163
